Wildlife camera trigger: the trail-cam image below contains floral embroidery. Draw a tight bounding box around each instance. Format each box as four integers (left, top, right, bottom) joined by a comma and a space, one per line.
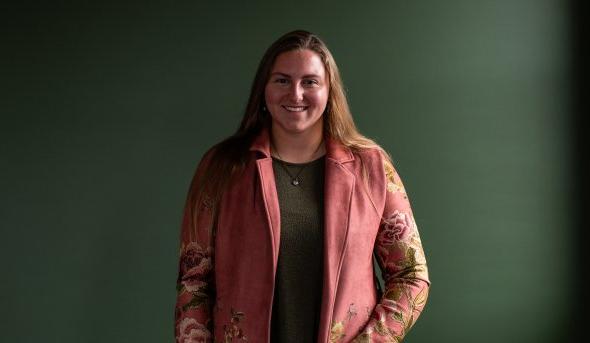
330, 321, 346, 343
371, 317, 403, 343
377, 286, 429, 341
353, 181, 429, 343
330, 303, 359, 342
358, 213, 428, 342
178, 242, 214, 311
351, 332, 371, 343
377, 210, 427, 281
383, 161, 406, 195
378, 211, 415, 246
176, 317, 212, 343
223, 308, 247, 342
347, 303, 358, 322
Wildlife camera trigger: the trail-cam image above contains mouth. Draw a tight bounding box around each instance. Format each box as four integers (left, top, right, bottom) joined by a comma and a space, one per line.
282, 105, 309, 112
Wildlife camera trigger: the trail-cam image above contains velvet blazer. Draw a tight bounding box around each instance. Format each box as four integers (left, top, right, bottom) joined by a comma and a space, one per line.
175, 127, 430, 343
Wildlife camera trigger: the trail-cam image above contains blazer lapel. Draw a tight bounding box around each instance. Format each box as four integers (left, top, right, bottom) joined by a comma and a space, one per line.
317, 136, 355, 343
256, 158, 281, 265
249, 128, 281, 268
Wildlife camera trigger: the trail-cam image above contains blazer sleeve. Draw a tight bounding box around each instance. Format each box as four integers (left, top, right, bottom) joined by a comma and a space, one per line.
174, 150, 216, 343
354, 160, 431, 342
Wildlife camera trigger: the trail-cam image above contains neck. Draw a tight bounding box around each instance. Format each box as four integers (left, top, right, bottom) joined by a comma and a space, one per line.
270, 123, 325, 163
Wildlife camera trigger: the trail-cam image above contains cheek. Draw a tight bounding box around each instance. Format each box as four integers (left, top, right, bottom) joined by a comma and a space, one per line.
310, 90, 329, 108
266, 90, 284, 107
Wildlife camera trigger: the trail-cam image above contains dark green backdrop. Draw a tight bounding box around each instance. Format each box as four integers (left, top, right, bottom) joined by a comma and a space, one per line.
1, 1, 574, 342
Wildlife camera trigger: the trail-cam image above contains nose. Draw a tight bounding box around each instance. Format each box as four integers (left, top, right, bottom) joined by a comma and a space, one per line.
288, 82, 304, 103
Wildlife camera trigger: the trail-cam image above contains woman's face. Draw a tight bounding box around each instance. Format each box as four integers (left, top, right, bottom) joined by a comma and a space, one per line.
264, 49, 329, 136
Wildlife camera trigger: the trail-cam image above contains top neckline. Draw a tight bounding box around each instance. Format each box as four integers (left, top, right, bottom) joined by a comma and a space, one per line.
271, 154, 326, 167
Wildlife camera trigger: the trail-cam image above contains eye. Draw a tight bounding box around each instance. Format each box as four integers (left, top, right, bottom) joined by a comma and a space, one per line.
303, 79, 319, 86
274, 78, 289, 84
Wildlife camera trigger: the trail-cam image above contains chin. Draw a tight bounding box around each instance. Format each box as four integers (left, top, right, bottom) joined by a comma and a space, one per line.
272, 114, 323, 135
281, 124, 309, 134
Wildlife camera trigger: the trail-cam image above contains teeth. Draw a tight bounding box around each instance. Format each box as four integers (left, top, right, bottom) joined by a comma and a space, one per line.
284, 106, 307, 111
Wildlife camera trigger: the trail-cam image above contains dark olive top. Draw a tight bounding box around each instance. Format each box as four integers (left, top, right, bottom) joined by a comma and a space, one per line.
270, 155, 325, 342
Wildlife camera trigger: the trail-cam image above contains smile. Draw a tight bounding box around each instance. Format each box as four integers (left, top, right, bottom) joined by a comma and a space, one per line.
282, 105, 308, 112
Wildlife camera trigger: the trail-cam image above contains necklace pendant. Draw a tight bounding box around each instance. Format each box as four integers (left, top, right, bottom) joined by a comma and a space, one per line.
291, 179, 300, 186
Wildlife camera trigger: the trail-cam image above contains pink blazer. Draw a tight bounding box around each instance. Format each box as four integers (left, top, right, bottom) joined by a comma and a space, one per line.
175, 128, 430, 342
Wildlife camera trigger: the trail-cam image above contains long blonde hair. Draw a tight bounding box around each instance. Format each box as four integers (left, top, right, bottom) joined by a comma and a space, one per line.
190, 30, 393, 221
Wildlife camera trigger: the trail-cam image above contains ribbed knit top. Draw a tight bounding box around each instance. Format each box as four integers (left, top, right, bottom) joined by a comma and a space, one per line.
270, 155, 325, 342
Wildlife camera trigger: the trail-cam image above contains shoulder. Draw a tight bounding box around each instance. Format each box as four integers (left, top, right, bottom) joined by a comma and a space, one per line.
194, 134, 243, 172
189, 145, 218, 179
353, 145, 406, 191
189, 136, 252, 190
352, 145, 392, 173
354, 145, 387, 161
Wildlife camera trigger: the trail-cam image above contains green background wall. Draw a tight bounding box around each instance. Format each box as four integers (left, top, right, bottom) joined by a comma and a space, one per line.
1, 1, 574, 342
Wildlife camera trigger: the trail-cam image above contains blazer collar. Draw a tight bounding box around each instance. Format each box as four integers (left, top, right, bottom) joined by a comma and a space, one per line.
248, 126, 355, 163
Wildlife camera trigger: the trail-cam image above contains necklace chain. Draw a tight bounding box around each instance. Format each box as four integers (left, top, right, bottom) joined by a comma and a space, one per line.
271, 138, 324, 186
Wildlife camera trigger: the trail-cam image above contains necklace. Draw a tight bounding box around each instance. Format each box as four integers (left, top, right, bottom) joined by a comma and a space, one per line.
271, 139, 324, 187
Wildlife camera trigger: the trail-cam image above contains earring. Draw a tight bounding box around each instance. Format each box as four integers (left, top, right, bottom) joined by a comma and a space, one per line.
262, 105, 267, 112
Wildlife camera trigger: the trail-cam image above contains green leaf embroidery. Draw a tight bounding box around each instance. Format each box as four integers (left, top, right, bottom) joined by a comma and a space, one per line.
374, 319, 390, 336
406, 314, 414, 330
384, 287, 402, 301
392, 311, 403, 323
413, 287, 428, 308
181, 292, 209, 311
352, 333, 371, 343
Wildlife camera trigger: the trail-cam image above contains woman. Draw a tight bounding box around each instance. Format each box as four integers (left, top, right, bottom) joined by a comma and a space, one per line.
175, 30, 430, 343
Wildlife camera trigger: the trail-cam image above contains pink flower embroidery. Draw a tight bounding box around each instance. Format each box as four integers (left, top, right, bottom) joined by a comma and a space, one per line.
180, 242, 213, 293
378, 210, 414, 245
177, 317, 212, 343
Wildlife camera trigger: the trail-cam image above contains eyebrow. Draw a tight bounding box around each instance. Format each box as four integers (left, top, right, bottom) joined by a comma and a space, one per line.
270, 72, 322, 79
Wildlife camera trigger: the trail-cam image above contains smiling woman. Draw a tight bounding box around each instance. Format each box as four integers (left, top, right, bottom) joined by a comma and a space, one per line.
174, 30, 430, 343
264, 49, 329, 159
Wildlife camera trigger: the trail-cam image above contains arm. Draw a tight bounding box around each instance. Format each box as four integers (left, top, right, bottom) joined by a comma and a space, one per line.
354, 160, 430, 343
175, 152, 216, 343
